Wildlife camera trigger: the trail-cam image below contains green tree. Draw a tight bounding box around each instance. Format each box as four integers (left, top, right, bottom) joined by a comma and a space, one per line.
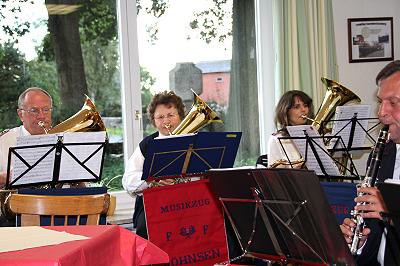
1, 0, 119, 117
25, 58, 63, 124
189, 0, 231, 44
140, 67, 156, 112
140, 67, 156, 135
82, 39, 121, 117
0, 42, 31, 130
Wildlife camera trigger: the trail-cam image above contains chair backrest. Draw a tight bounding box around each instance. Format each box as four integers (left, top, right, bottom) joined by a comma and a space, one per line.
9, 193, 110, 226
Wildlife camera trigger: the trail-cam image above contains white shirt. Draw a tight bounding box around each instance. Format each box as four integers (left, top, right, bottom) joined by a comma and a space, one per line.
0, 126, 30, 173
122, 132, 168, 195
122, 132, 201, 196
122, 144, 147, 194
267, 132, 302, 167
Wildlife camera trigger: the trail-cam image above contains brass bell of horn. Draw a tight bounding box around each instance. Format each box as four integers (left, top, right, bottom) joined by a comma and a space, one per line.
48, 96, 106, 134
312, 77, 361, 134
172, 91, 222, 135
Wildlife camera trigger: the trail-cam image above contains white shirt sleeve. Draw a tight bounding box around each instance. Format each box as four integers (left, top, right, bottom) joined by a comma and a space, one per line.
122, 145, 148, 195
267, 134, 281, 167
267, 133, 302, 167
0, 127, 22, 173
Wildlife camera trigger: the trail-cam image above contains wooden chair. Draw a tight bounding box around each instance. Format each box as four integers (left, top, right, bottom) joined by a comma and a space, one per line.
8, 193, 110, 226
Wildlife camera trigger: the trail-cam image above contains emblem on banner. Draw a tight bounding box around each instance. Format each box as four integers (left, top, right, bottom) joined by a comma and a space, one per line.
179, 225, 196, 239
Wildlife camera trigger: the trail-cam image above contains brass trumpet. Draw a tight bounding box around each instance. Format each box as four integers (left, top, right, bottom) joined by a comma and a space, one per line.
269, 158, 305, 169
311, 77, 361, 135
172, 91, 222, 135
49, 96, 106, 133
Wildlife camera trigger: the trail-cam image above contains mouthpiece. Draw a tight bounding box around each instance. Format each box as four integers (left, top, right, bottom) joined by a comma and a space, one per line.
38, 121, 48, 134
164, 124, 172, 135
300, 115, 320, 125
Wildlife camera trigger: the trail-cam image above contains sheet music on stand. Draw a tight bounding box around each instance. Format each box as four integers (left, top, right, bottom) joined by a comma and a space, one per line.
286, 125, 340, 176
7, 131, 107, 188
329, 104, 371, 149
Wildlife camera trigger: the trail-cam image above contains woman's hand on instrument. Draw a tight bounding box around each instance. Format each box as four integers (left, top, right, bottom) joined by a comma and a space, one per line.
355, 186, 387, 220
157, 178, 175, 186
340, 217, 370, 248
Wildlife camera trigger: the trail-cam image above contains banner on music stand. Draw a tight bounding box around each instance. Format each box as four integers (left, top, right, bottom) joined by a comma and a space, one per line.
144, 179, 229, 266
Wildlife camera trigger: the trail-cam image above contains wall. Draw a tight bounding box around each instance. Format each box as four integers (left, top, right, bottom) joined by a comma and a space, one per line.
333, 0, 400, 107
332, 0, 400, 174
199, 72, 230, 107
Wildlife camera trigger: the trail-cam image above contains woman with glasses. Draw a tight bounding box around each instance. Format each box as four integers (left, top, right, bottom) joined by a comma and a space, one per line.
267, 90, 314, 168
122, 90, 185, 238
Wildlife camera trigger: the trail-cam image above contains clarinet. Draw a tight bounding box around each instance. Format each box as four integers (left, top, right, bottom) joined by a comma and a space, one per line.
349, 124, 390, 255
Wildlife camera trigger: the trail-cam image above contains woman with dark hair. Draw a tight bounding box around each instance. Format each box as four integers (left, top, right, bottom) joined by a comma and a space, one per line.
267, 90, 314, 167
122, 90, 185, 238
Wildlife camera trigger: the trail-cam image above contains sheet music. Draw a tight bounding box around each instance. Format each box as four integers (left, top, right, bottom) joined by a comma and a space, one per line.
286, 125, 340, 176
384, 179, 400, 185
11, 134, 59, 185
59, 131, 107, 181
330, 105, 371, 148
9, 132, 106, 186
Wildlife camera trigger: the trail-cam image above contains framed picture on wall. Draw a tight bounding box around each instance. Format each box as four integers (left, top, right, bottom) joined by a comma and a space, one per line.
348, 17, 393, 63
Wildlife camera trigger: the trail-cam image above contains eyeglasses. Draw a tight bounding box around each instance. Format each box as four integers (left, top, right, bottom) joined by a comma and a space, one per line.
21, 107, 53, 115
155, 113, 177, 121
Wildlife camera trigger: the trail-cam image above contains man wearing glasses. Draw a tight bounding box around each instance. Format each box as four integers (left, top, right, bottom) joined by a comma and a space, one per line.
0, 87, 53, 186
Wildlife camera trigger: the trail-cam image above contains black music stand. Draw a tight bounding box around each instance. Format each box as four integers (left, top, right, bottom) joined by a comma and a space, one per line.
328, 116, 379, 151
141, 132, 242, 181
207, 168, 355, 265
321, 105, 380, 177
6, 132, 107, 189
281, 125, 358, 180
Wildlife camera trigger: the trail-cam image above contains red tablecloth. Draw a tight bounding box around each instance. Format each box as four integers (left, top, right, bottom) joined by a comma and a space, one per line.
0, 225, 169, 266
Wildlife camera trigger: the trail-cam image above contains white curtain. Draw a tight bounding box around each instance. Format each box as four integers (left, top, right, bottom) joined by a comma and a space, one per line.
273, 0, 338, 109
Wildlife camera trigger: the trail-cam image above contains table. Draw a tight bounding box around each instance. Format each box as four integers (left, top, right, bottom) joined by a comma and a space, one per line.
0, 225, 169, 266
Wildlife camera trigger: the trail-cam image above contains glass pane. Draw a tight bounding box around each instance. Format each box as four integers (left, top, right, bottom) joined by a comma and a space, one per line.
137, 0, 260, 166
0, 0, 124, 190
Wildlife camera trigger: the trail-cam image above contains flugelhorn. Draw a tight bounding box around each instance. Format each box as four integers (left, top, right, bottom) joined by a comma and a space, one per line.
48, 96, 106, 133
171, 90, 222, 135
312, 77, 361, 134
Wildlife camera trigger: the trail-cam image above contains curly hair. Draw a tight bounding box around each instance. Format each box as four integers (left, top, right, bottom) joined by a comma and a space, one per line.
274, 90, 314, 131
147, 90, 185, 127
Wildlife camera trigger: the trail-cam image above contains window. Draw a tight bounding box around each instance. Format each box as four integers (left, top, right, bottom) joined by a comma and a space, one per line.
0, 0, 124, 190
0, 0, 269, 194
137, 0, 261, 166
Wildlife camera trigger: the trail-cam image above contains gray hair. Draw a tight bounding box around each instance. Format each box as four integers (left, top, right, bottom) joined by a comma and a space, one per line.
17, 87, 53, 108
